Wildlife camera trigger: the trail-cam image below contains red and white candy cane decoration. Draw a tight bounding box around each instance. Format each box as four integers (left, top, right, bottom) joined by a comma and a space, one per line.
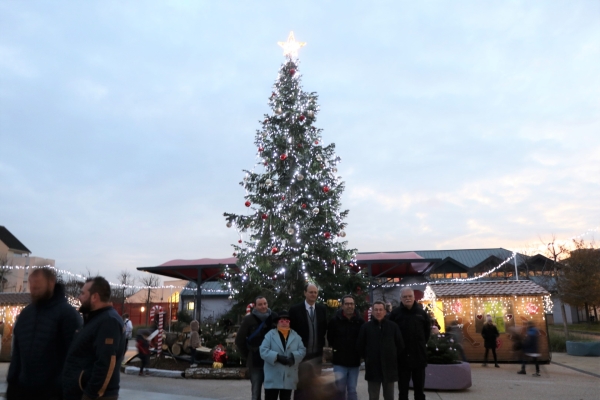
246, 303, 255, 315
150, 305, 164, 354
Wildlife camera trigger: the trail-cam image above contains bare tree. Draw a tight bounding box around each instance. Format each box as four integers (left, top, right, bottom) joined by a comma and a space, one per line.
556, 239, 600, 324
139, 274, 160, 325
110, 270, 137, 315
0, 254, 10, 293
540, 235, 570, 338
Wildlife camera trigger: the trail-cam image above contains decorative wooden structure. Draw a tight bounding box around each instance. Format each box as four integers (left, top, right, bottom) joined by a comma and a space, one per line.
0, 293, 30, 361
422, 281, 551, 362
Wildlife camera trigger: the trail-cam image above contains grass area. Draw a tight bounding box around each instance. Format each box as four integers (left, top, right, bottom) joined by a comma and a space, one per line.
548, 329, 597, 352
550, 323, 600, 333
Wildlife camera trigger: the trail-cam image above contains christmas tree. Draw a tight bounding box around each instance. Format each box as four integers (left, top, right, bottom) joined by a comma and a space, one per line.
223, 32, 367, 315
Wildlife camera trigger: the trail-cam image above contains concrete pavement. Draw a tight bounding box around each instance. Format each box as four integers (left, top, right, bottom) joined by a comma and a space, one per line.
1, 352, 598, 399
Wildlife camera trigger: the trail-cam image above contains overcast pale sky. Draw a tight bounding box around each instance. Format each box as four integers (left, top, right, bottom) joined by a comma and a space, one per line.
1, 1, 598, 283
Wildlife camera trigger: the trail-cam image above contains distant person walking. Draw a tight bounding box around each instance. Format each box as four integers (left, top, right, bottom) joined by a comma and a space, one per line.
481, 315, 500, 367
447, 321, 467, 362
7, 267, 82, 400
518, 321, 541, 376
136, 330, 151, 376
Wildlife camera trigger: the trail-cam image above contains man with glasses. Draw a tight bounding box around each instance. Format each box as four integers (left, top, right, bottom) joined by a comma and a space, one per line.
327, 295, 365, 400
389, 287, 431, 400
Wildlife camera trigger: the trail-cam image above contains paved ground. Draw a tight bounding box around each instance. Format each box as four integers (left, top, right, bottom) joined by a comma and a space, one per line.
0, 351, 598, 399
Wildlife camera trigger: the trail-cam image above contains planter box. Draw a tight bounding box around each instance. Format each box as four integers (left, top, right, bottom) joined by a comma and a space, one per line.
411, 362, 472, 390
185, 367, 248, 379
566, 341, 600, 357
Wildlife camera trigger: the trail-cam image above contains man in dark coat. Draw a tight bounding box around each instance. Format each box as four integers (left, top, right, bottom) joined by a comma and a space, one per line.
7, 267, 83, 400
235, 296, 277, 400
358, 301, 404, 400
389, 287, 431, 400
327, 295, 365, 400
62, 276, 125, 400
289, 283, 328, 400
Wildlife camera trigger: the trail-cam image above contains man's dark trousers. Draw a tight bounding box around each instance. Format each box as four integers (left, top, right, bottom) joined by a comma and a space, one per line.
399, 367, 426, 400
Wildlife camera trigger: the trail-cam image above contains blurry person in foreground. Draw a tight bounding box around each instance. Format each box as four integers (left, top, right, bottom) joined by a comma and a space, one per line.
518, 321, 541, 376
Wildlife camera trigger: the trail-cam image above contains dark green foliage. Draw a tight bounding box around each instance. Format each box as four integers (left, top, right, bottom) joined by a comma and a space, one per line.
223, 58, 368, 316
426, 333, 460, 364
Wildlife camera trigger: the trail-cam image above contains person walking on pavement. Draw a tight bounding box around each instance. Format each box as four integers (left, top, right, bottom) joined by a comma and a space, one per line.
7, 267, 83, 400
260, 310, 306, 400
327, 294, 365, 400
62, 276, 126, 400
289, 284, 328, 400
481, 315, 500, 367
389, 287, 431, 400
358, 301, 404, 400
235, 296, 278, 400
518, 321, 541, 376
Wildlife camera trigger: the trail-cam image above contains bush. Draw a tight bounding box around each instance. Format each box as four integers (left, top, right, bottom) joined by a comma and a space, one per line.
548, 330, 595, 352
426, 333, 460, 364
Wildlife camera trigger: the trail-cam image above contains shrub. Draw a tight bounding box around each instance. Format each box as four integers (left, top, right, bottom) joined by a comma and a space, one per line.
426, 333, 460, 364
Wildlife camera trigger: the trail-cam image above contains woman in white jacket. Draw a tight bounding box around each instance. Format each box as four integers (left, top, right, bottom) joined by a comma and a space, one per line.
260, 310, 306, 400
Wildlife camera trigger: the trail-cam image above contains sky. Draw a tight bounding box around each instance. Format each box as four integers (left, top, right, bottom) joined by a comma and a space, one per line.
1, 1, 599, 284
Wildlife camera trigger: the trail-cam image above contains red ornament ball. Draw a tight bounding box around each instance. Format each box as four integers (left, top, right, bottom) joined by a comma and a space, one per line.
324, 232, 331, 239
297, 143, 302, 148
299, 115, 306, 122
280, 154, 288, 161
263, 161, 268, 166
271, 247, 278, 254
281, 196, 285, 200
238, 239, 242, 243
331, 260, 337, 265
323, 186, 330, 193
261, 213, 268, 220
315, 140, 319, 145
258, 147, 264, 152
289, 69, 296, 76
301, 203, 307, 209
245, 201, 251, 207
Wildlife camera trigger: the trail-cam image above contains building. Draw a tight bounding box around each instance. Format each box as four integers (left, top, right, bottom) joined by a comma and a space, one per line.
0, 226, 55, 293
423, 281, 551, 362
123, 279, 185, 326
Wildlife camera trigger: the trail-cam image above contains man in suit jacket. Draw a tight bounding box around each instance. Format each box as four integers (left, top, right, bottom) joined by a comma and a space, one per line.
289, 283, 328, 400
289, 283, 328, 363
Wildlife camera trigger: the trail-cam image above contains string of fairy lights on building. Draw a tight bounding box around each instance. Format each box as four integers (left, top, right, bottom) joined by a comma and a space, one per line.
0, 226, 596, 296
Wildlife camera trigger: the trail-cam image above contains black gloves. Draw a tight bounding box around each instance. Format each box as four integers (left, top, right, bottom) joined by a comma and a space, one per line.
276, 354, 291, 366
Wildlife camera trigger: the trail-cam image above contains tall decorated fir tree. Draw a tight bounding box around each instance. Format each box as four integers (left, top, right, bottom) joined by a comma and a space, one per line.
223, 32, 367, 315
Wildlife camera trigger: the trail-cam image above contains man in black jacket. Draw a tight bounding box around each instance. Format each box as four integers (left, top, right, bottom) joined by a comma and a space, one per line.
327, 295, 364, 400
289, 283, 328, 399
62, 276, 125, 400
7, 267, 83, 400
235, 296, 277, 400
358, 301, 404, 400
389, 287, 431, 400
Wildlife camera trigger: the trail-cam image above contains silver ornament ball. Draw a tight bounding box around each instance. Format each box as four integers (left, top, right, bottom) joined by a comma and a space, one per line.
339, 231, 346, 237
312, 207, 320, 215
275, 107, 283, 115
296, 173, 304, 181
265, 179, 273, 187
226, 221, 233, 228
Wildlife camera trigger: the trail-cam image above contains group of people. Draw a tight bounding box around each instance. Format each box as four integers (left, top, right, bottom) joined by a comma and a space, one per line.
7, 267, 126, 400
236, 285, 432, 400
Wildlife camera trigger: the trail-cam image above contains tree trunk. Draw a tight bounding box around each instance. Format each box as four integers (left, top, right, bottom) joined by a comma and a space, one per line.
584, 302, 590, 323
172, 343, 182, 356
560, 303, 569, 340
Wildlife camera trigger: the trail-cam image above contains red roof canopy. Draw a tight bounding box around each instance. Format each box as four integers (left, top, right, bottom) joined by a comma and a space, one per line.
137, 257, 239, 282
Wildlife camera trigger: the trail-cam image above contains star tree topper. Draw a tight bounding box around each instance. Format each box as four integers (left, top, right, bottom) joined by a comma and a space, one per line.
277, 31, 306, 58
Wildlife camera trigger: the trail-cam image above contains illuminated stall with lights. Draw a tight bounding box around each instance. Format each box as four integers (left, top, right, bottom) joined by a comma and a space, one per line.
0, 293, 30, 360
422, 281, 552, 362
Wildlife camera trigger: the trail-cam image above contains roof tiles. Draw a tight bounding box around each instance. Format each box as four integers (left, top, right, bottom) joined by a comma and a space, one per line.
428, 280, 549, 297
